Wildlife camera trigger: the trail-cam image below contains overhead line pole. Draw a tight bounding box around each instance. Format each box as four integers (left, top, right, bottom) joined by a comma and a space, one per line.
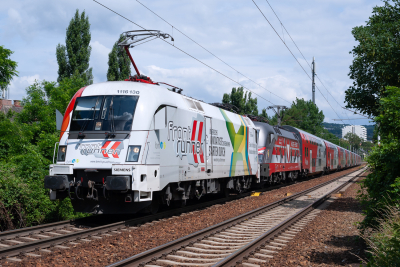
267, 105, 288, 126
312, 57, 316, 104
260, 0, 366, 123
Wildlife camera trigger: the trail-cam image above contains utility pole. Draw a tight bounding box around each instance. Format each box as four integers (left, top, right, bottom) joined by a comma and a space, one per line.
312, 57, 316, 104
267, 105, 288, 126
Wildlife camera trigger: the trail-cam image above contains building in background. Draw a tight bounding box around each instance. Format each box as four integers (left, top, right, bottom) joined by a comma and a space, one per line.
342, 125, 367, 141
0, 99, 23, 114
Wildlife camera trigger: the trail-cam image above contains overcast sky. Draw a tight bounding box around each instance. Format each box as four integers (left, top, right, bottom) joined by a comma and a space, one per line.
1, 0, 380, 125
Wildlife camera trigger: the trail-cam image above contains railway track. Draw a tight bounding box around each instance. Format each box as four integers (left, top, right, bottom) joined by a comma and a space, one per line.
107, 166, 366, 267
0, 166, 363, 264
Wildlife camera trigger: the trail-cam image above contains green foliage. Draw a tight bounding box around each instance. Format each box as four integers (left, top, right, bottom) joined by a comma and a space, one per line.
46, 74, 87, 114
259, 108, 271, 121
107, 35, 131, 81
0, 45, 18, 97
375, 86, 400, 141
0, 80, 88, 230
56, 9, 93, 85
361, 141, 374, 155
344, 132, 363, 150
346, 0, 400, 117
278, 98, 325, 135
222, 87, 258, 115
361, 198, 400, 267
360, 87, 400, 229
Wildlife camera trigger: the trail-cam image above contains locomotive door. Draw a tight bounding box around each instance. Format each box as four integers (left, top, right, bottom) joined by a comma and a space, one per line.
205, 117, 213, 175
310, 150, 312, 173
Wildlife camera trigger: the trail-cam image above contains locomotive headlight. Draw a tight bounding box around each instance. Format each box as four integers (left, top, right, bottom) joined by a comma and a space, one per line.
57, 146, 67, 162
126, 145, 141, 162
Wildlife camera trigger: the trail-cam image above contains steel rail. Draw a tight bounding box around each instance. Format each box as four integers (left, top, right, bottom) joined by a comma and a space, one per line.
0, 215, 106, 241
0, 176, 301, 253
0, 172, 302, 241
0, 180, 304, 259
106, 166, 365, 267
0, 220, 76, 240
212, 167, 366, 266
0, 166, 354, 250
0, 166, 363, 260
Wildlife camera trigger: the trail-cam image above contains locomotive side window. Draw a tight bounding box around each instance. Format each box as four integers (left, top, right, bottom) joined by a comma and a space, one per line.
269, 133, 274, 144
194, 101, 204, 111
255, 130, 259, 144
185, 98, 197, 109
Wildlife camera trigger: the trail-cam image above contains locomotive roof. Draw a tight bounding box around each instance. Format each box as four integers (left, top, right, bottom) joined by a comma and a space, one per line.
253, 121, 297, 140
78, 81, 255, 130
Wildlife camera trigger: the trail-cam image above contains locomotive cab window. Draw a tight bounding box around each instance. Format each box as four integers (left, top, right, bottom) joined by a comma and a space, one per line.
70, 95, 139, 132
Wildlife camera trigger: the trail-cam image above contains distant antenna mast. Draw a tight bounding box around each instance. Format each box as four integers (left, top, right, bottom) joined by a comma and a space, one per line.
118, 30, 174, 79
312, 57, 316, 104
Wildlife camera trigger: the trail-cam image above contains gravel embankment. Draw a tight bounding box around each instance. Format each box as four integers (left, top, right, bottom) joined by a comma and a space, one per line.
7, 166, 363, 267
258, 170, 369, 267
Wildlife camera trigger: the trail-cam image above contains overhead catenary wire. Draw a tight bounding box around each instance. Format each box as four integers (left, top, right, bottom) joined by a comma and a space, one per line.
251, 0, 347, 125
93, 0, 276, 106
264, 2, 358, 127
263, 0, 369, 120
136, 0, 290, 105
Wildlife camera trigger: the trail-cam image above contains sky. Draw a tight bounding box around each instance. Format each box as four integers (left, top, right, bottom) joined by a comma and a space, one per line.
0, 0, 381, 125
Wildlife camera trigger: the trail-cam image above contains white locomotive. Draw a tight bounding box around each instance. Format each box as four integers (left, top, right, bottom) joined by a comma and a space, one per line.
45, 80, 260, 214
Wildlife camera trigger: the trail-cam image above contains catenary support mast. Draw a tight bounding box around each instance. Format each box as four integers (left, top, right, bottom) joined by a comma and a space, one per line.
312, 57, 316, 104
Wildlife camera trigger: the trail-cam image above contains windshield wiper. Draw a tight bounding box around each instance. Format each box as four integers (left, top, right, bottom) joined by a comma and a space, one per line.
106, 98, 116, 138
78, 106, 95, 138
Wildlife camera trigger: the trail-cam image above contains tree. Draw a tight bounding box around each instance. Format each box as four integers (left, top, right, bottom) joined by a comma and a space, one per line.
45, 74, 87, 114
0, 79, 90, 230
0, 46, 18, 98
345, 0, 400, 117
222, 87, 258, 115
361, 141, 374, 153
107, 35, 131, 81
359, 86, 400, 229
343, 132, 363, 151
56, 9, 93, 85
277, 98, 325, 135
259, 108, 271, 121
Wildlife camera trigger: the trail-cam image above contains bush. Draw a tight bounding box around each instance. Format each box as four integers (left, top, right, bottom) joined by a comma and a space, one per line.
0, 78, 88, 231
359, 87, 400, 229
359, 141, 400, 228
361, 198, 400, 266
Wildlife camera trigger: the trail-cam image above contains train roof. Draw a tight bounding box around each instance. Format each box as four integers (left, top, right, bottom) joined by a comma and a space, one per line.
253, 121, 297, 140
75, 81, 256, 130
324, 140, 338, 150
281, 125, 324, 146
